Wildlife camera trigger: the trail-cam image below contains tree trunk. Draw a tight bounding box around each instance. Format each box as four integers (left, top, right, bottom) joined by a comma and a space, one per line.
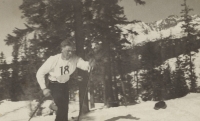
118, 59, 128, 106
78, 71, 89, 115
89, 78, 95, 109
111, 60, 119, 102
72, 0, 89, 115
135, 71, 139, 95
102, 41, 115, 107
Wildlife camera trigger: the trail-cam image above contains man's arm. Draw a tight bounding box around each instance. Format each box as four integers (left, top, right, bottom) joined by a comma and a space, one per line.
36, 57, 54, 90
76, 58, 95, 72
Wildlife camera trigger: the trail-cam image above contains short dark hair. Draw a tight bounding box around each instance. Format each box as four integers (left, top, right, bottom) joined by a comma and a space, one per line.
60, 38, 75, 48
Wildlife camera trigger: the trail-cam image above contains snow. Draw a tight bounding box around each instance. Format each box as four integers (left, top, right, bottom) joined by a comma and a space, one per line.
119, 15, 200, 49
0, 100, 30, 121
156, 20, 163, 26
5, 56, 13, 64
1, 93, 200, 121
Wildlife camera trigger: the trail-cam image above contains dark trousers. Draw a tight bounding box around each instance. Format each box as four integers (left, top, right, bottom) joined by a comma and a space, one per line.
49, 82, 69, 121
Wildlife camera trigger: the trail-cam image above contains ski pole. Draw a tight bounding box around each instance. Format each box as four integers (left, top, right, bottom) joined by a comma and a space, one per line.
28, 96, 45, 121
77, 71, 92, 121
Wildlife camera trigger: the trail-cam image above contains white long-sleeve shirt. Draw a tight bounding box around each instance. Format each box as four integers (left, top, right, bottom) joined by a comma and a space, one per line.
36, 54, 89, 89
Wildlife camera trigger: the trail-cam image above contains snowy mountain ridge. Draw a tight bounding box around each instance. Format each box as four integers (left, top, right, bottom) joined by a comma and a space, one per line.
119, 14, 200, 47
148, 15, 181, 31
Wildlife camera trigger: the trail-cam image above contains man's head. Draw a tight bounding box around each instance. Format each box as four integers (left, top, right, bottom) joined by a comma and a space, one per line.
60, 39, 75, 60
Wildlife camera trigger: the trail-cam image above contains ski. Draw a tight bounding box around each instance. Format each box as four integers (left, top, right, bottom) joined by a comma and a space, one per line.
28, 96, 45, 121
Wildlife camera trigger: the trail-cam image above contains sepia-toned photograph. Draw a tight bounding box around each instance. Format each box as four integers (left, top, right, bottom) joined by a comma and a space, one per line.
0, 0, 200, 121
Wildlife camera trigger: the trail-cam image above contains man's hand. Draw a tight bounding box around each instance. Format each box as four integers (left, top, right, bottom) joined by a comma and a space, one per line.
88, 58, 95, 72
42, 88, 51, 97
88, 66, 93, 72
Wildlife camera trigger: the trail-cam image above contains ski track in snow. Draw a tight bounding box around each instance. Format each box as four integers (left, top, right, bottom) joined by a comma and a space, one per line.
1, 93, 200, 121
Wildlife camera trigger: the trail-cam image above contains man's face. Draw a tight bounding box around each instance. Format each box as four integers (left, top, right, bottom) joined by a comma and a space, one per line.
61, 46, 74, 60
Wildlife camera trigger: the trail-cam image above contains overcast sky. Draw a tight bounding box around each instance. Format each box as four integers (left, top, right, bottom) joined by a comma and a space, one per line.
0, 0, 24, 57
119, 0, 200, 22
0, 0, 200, 58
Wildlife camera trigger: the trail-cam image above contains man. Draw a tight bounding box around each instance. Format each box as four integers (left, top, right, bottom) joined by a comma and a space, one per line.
36, 39, 93, 121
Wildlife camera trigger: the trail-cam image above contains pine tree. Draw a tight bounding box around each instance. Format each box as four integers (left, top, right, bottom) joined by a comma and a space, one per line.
84, 0, 127, 107
4, 27, 33, 101
0, 52, 5, 64
172, 57, 189, 98
140, 41, 157, 69
20, 0, 74, 57
181, 0, 197, 37
20, 34, 42, 100
162, 64, 173, 99
0, 52, 10, 100
180, 0, 198, 92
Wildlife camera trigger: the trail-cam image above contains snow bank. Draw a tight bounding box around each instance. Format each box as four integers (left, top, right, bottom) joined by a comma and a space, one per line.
81, 93, 200, 121
1, 93, 200, 121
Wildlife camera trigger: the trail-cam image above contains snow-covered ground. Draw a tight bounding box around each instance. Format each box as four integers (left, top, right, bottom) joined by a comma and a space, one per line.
1, 93, 200, 121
